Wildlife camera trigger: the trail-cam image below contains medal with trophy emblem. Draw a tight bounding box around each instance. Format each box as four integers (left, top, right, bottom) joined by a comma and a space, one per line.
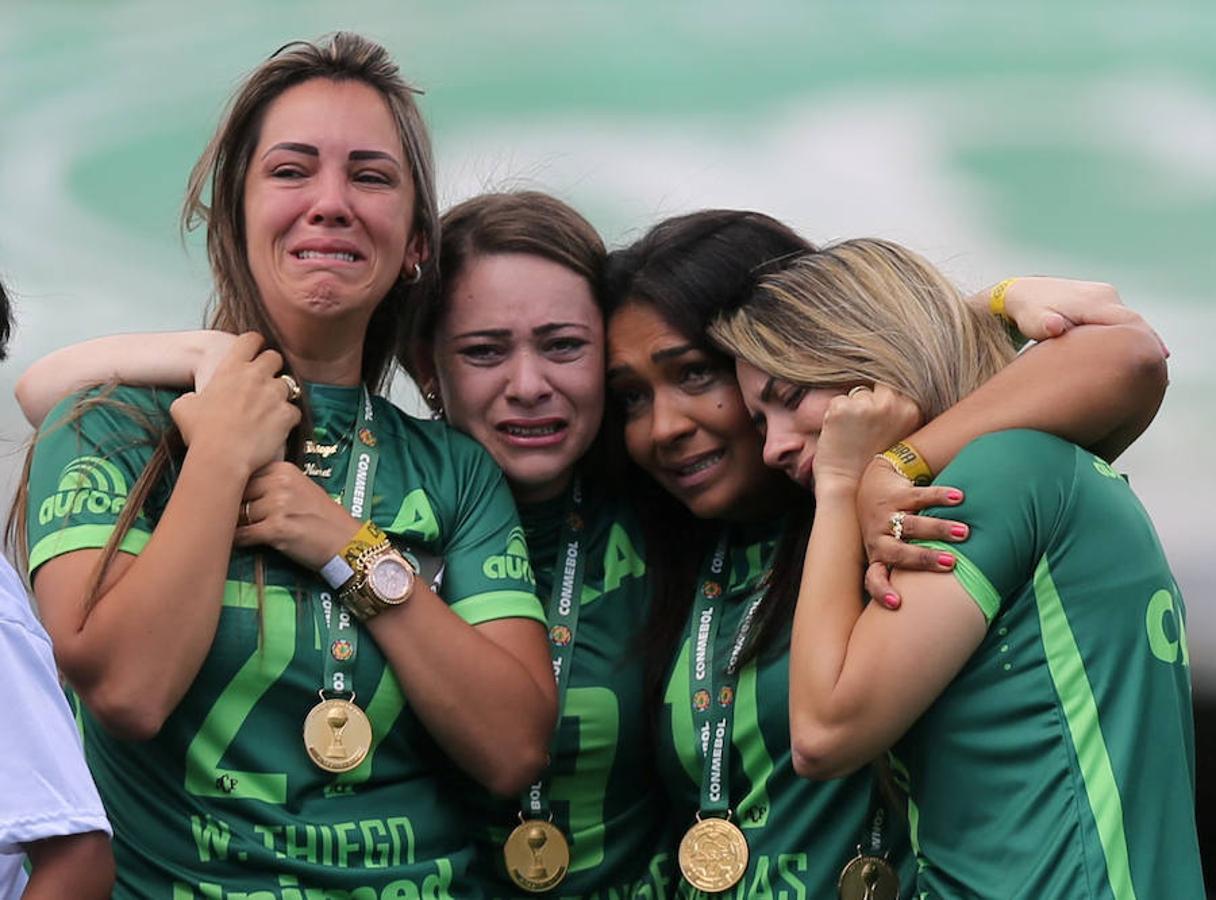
503, 479, 587, 892
676, 533, 766, 894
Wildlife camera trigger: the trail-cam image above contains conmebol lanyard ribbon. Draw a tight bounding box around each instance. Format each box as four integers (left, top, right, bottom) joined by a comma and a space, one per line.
520, 476, 588, 819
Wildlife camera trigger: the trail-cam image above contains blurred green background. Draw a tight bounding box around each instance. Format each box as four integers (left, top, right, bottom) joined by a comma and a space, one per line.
1, 3, 1211, 678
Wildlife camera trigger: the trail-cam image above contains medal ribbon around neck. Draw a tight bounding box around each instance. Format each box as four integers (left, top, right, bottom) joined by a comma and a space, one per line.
690, 530, 760, 819
303, 387, 380, 773
504, 477, 585, 892
677, 530, 763, 893
519, 476, 589, 820
836, 780, 901, 900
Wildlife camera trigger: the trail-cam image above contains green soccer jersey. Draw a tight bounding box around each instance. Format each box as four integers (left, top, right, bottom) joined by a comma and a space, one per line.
27, 384, 545, 900
656, 522, 914, 900
901, 429, 1202, 899
463, 478, 675, 900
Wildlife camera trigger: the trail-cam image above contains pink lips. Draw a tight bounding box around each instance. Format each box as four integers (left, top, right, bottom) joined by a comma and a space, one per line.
497, 418, 568, 448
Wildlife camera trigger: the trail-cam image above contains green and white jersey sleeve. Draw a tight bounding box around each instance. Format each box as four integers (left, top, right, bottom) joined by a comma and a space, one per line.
655, 523, 915, 900
463, 482, 675, 900
899, 429, 1202, 899
26, 384, 543, 899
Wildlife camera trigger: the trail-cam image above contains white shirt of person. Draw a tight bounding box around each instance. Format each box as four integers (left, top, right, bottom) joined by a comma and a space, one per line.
0, 554, 110, 898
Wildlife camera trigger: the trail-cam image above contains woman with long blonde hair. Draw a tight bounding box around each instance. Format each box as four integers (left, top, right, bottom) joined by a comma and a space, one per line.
712, 237, 1203, 898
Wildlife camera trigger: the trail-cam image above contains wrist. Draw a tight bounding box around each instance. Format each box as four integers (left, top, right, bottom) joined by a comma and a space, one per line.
877, 440, 933, 486
813, 472, 861, 503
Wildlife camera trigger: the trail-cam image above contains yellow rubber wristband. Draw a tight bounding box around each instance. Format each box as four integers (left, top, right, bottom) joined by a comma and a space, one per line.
878, 440, 934, 486
989, 278, 1017, 321
340, 520, 388, 569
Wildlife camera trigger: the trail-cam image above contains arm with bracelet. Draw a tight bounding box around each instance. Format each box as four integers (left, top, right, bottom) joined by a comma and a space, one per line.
859, 275, 1168, 604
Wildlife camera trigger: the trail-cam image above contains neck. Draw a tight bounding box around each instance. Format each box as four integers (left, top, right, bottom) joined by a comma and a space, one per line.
510, 468, 574, 506
278, 319, 368, 386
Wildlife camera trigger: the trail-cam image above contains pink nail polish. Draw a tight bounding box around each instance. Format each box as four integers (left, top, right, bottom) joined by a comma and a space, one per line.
937, 553, 955, 568
946, 490, 963, 503
950, 525, 968, 539
882, 593, 900, 608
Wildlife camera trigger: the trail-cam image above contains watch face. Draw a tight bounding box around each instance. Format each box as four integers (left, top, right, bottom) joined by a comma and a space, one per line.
369, 555, 414, 603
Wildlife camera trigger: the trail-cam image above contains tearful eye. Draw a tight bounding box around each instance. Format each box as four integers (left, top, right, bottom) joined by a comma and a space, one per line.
458, 344, 507, 364
546, 337, 589, 358
782, 386, 808, 410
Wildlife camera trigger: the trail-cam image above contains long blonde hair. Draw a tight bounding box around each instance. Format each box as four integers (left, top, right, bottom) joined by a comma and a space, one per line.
710, 238, 1015, 419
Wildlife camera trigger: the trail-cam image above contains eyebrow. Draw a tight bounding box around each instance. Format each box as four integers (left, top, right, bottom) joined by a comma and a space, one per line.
263, 142, 401, 166
451, 322, 591, 341
760, 377, 777, 403
651, 343, 697, 364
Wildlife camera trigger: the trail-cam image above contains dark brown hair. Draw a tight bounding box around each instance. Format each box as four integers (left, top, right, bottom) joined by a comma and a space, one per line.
600, 209, 817, 705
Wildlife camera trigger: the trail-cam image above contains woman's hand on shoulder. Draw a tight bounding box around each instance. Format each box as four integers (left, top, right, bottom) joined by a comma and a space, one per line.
989, 277, 1168, 354
856, 459, 968, 609
813, 385, 922, 492
169, 332, 300, 476
234, 461, 360, 570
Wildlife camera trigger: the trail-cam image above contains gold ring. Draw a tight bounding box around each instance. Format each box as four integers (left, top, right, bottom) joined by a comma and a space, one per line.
280, 373, 302, 403
848, 385, 869, 398
889, 510, 906, 541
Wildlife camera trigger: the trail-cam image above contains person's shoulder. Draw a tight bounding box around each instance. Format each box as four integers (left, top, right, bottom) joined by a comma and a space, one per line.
949, 429, 1081, 480
43, 383, 179, 433
0, 556, 51, 642
373, 399, 498, 465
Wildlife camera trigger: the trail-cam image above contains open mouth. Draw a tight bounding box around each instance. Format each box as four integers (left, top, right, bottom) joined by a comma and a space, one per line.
294, 250, 361, 263
497, 420, 568, 446
663, 449, 727, 490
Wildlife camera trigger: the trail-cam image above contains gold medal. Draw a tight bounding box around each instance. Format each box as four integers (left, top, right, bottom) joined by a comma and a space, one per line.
838, 853, 899, 900
678, 816, 749, 893
303, 698, 372, 773
503, 819, 569, 892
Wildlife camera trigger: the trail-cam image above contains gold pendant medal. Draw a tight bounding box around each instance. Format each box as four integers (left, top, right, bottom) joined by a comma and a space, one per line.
303, 697, 372, 773
503, 818, 570, 892
837, 852, 899, 900
678, 815, 749, 893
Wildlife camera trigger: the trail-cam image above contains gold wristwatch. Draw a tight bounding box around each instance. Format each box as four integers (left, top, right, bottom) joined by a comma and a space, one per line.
337, 536, 418, 621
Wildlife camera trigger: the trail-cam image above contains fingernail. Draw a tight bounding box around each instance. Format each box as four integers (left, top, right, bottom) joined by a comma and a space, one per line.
882, 593, 900, 609
949, 525, 968, 539
946, 490, 963, 503
937, 553, 956, 568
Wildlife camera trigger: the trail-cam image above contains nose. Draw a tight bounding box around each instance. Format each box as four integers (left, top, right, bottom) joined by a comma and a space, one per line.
307, 171, 353, 227
650, 388, 695, 447
761, 425, 801, 473
504, 351, 553, 406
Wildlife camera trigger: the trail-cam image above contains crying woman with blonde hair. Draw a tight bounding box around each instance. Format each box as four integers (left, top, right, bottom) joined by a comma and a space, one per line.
711, 237, 1202, 899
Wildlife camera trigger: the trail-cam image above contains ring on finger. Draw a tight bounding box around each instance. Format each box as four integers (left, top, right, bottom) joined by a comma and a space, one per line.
279, 373, 302, 403
239, 500, 253, 526
889, 510, 907, 542
848, 385, 869, 398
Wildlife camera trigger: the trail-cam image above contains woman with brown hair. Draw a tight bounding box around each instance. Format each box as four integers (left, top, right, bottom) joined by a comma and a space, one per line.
13, 34, 553, 898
